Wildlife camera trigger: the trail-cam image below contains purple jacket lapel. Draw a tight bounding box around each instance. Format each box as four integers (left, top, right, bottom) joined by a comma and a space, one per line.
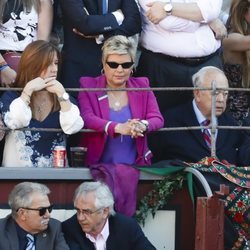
127, 79, 142, 119
95, 76, 110, 120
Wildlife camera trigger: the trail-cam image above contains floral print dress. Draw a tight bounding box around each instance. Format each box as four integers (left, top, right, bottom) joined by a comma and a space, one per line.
0, 91, 83, 167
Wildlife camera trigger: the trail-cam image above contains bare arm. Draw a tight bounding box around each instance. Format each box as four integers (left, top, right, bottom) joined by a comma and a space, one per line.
223, 33, 250, 52
0, 54, 16, 87
37, 0, 53, 40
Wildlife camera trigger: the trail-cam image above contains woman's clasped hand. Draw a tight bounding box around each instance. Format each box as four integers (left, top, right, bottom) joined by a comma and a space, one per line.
115, 119, 147, 138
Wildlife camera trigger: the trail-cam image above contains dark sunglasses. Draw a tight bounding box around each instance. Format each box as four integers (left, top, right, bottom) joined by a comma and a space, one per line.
19, 204, 53, 216
106, 61, 134, 69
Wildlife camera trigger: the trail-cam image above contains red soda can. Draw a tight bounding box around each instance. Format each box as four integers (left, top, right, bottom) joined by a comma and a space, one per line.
53, 146, 67, 168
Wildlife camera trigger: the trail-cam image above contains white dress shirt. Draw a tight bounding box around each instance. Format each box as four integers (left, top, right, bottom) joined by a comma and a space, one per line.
138, 0, 222, 57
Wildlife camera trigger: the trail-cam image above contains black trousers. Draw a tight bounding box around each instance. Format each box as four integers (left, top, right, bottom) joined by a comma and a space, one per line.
136, 48, 223, 113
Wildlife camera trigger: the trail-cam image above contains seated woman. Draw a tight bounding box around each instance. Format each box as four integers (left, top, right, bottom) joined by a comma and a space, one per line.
78, 35, 164, 166
0, 40, 84, 167
78, 35, 163, 216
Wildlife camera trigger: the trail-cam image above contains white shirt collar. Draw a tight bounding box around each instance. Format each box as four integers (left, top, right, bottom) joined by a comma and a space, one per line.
192, 99, 218, 137
86, 218, 109, 250
192, 99, 208, 125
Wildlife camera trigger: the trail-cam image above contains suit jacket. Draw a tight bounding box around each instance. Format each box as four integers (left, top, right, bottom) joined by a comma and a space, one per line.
62, 213, 156, 250
151, 101, 250, 165
60, 0, 141, 90
0, 215, 69, 250
78, 75, 164, 165
60, 0, 141, 60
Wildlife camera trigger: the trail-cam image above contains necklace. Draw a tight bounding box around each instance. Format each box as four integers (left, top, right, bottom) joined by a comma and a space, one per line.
109, 91, 122, 110
35, 97, 47, 114
33, 91, 53, 121
37, 103, 45, 114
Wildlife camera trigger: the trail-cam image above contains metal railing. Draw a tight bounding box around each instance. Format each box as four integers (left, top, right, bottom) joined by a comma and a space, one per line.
1, 84, 250, 160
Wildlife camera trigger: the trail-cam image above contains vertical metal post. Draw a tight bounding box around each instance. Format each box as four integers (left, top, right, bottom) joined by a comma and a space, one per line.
210, 81, 217, 158
195, 185, 229, 250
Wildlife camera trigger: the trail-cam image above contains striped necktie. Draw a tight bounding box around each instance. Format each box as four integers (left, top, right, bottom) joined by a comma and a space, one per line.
26, 234, 35, 250
201, 119, 211, 148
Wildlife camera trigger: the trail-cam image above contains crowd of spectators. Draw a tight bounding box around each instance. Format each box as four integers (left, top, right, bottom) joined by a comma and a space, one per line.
0, 0, 249, 249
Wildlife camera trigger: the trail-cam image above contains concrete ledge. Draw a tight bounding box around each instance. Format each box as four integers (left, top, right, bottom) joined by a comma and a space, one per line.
0, 209, 75, 222
0, 167, 163, 180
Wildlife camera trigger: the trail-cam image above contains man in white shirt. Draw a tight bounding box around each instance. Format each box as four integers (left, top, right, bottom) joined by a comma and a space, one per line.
136, 0, 225, 112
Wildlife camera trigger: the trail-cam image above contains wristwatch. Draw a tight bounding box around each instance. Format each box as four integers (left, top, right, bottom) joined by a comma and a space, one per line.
140, 120, 149, 132
164, 1, 173, 15
58, 92, 70, 102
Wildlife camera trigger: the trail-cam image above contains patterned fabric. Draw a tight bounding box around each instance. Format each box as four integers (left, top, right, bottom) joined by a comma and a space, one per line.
0, 0, 38, 51
26, 234, 35, 250
225, 187, 250, 242
201, 119, 211, 148
188, 157, 250, 247
191, 158, 250, 188
0, 91, 66, 167
224, 63, 250, 126
0, 114, 5, 141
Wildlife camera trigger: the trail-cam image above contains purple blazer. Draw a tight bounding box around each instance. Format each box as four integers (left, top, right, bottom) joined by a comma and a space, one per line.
78, 75, 164, 165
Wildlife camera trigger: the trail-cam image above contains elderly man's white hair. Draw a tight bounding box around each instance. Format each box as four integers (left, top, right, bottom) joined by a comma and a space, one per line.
192, 66, 226, 88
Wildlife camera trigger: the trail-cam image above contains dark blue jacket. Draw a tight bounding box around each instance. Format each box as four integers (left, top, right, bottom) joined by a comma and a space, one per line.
60, 0, 141, 92
62, 213, 156, 250
151, 101, 250, 166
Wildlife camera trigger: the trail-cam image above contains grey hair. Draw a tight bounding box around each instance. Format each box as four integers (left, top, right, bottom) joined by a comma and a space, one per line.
192, 66, 225, 87
102, 35, 137, 63
8, 182, 50, 219
74, 181, 115, 216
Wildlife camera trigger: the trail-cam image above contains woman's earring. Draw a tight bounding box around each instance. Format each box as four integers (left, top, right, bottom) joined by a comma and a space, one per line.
101, 69, 104, 75
130, 69, 134, 76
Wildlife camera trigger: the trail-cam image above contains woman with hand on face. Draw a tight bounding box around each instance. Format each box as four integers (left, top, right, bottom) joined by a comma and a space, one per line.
78, 35, 164, 166
0, 40, 84, 167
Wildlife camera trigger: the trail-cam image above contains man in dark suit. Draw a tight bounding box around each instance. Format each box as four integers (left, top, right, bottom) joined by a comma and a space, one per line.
152, 66, 250, 166
59, 0, 141, 97
150, 66, 250, 249
0, 182, 69, 250
62, 181, 156, 250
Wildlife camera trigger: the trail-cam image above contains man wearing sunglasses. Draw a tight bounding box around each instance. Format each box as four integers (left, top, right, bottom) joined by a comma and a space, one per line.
0, 182, 69, 250
62, 181, 156, 250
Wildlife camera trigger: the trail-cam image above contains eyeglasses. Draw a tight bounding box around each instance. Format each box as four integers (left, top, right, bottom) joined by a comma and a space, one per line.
19, 204, 53, 216
215, 90, 228, 98
106, 61, 134, 69
74, 207, 103, 216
